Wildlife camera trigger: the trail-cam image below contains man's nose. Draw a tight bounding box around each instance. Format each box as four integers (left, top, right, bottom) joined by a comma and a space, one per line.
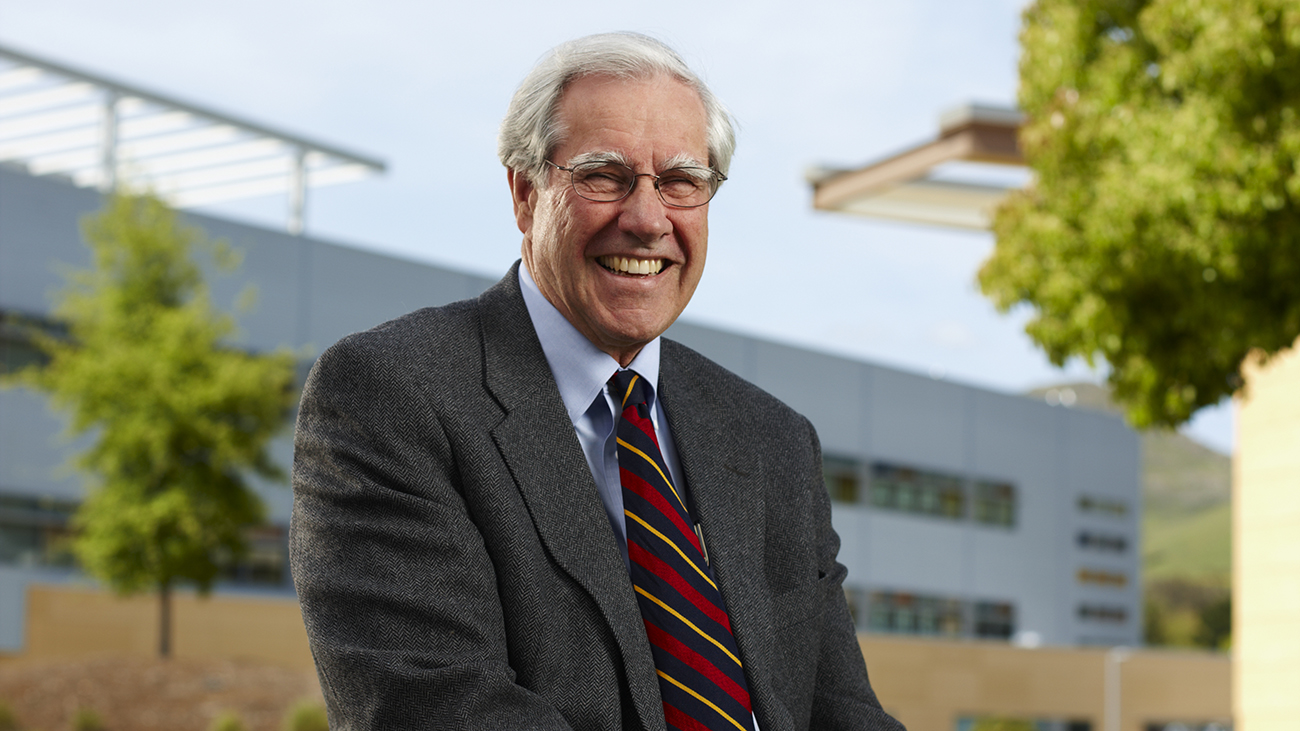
618, 175, 672, 242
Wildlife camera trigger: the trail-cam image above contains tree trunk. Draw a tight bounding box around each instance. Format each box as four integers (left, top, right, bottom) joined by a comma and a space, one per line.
159, 580, 172, 658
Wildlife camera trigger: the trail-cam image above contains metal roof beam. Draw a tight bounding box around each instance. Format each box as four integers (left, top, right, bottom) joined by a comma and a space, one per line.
0, 41, 386, 235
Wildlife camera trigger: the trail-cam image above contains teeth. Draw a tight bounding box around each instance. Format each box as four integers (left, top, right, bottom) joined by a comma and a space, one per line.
600, 256, 664, 275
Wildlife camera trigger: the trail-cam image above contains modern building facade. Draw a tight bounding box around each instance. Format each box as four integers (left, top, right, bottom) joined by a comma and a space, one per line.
0, 162, 1143, 653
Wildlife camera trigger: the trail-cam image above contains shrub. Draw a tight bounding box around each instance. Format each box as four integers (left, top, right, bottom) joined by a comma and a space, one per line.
0, 700, 17, 731
72, 708, 104, 731
282, 702, 328, 731
208, 711, 247, 731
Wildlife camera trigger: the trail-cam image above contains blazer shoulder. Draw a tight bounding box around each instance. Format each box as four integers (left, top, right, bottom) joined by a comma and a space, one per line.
307, 296, 485, 398
315, 262, 526, 373
660, 337, 809, 431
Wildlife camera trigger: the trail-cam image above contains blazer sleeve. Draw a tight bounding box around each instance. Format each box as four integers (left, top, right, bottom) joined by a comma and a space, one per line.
799, 420, 907, 731
288, 334, 576, 731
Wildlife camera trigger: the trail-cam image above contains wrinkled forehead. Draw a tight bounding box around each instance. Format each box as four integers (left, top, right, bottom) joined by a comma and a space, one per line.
550, 72, 708, 160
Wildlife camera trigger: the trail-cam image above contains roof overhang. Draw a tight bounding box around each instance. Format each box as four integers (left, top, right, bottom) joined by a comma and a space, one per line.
810, 104, 1026, 231
0, 43, 386, 233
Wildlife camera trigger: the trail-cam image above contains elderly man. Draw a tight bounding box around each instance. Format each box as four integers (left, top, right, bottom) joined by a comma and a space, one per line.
290, 32, 904, 731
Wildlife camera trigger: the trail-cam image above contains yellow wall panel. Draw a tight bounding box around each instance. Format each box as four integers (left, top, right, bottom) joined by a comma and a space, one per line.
1236, 341, 1300, 731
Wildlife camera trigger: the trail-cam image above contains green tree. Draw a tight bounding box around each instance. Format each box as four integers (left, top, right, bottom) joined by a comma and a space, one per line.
980, 0, 1300, 427
1194, 595, 1232, 649
10, 193, 296, 657
1144, 595, 1170, 646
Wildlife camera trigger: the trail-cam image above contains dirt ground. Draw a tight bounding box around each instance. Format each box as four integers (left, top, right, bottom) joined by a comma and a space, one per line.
0, 655, 324, 731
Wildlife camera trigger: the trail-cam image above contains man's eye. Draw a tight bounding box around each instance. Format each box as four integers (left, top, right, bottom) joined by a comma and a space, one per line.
658, 174, 704, 195
579, 167, 631, 186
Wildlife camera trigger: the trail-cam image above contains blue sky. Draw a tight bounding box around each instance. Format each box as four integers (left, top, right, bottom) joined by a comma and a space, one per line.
0, 0, 1234, 453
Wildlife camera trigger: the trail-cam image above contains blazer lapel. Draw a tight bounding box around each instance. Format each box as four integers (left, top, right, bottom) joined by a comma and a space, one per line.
477, 265, 662, 730
659, 342, 791, 730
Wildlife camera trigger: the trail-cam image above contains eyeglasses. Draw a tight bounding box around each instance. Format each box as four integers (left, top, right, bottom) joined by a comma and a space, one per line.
546, 159, 727, 209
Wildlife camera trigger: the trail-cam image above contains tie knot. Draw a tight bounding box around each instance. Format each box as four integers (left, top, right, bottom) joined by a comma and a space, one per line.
609, 369, 651, 411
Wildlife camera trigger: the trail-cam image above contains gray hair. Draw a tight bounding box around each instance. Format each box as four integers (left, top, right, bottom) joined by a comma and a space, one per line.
498, 32, 736, 186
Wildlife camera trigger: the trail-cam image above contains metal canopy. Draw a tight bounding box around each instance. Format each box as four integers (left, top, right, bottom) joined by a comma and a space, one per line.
810, 103, 1026, 231
0, 43, 386, 234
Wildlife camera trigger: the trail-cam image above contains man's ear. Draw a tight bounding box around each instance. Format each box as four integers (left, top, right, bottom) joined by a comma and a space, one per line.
507, 168, 537, 235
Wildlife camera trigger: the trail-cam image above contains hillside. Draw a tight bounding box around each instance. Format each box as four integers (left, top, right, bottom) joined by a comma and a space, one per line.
1025, 383, 1232, 586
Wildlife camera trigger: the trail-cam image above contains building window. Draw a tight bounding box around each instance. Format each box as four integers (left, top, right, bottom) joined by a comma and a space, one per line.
1077, 531, 1127, 553
870, 463, 965, 520
865, 591, 1017, 641
0, 493, 77, 567
867, 591, 966, 637
973, 481, 1016, 527
823, 456, 860, 504
1078, 495, 1128, 518
974, 601, 1015, 639
843, 587, 859, 626
1077, 568, 1128, 587
0, 311, 60, 374
217, 525, 289, 587
0, 492, 288, 586
957, 718, 1092, 731
1078, 604, 1128, 623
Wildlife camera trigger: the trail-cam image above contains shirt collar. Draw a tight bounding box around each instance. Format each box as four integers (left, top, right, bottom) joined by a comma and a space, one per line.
518, 263, 661, 425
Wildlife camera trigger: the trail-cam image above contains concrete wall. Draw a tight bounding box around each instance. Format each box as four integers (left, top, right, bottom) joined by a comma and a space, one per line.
1235, 342, 1300, 731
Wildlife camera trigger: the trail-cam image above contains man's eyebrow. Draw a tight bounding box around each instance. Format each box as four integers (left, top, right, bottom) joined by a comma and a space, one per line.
563, 151, 710, 171
661, 153, 709, 170
566, 151, 633, 168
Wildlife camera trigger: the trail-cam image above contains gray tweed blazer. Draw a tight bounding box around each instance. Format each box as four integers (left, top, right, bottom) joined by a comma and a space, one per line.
290, 263, 904, 731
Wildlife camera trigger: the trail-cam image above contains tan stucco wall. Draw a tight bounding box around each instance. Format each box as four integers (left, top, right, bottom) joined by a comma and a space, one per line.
8, 587, 1231, 730
1236, 343, 1300, 731
15, 584, 314, 669
860, 635, 1229, 731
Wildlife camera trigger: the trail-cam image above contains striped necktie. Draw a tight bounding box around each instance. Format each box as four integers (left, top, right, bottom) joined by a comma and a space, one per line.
610, 369, 756, 731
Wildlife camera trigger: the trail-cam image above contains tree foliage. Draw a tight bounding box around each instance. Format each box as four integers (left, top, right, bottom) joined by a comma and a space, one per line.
12, 193, 295, 650
980, 0, 1300, 427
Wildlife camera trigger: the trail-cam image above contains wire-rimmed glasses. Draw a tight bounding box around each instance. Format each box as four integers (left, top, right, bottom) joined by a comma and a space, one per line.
546, 160, 726, 209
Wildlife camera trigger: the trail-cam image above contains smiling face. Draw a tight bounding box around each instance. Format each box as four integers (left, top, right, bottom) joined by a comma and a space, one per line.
509, 73, 710, 367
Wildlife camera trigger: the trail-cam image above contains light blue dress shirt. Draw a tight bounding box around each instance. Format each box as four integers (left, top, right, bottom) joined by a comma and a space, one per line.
518, 264, 689, 566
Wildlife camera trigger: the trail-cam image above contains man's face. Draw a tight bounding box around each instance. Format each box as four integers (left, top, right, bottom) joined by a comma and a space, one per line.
511, 73, 710, 366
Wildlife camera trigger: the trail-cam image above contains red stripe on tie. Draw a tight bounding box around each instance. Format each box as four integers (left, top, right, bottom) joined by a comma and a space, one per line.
621, 469, 702, 555
663, 701, 717, 731
645, 620, 751, 709
630, 542, 732, 633
620, 403, 662, 448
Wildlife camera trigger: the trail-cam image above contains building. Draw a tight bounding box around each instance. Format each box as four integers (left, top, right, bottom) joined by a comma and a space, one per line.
0, 160, 1143, 652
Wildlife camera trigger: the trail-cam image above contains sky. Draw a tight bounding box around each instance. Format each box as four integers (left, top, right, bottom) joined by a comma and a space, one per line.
0, 0, 1234, 453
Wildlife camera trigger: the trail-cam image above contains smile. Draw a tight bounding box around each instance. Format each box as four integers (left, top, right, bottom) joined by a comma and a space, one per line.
597, 255, 665, 276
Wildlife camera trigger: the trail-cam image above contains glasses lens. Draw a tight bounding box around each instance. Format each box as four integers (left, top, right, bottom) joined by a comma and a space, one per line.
657, 168, 716, 207
570, 162, 634, 202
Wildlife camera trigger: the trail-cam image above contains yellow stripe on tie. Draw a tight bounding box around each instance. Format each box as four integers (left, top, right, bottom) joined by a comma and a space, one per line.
636, 585, 740, 667
616, 437, 688, 514
621, 374, 638, 407
625, 511, 717, 590
656, 669, 750, 731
